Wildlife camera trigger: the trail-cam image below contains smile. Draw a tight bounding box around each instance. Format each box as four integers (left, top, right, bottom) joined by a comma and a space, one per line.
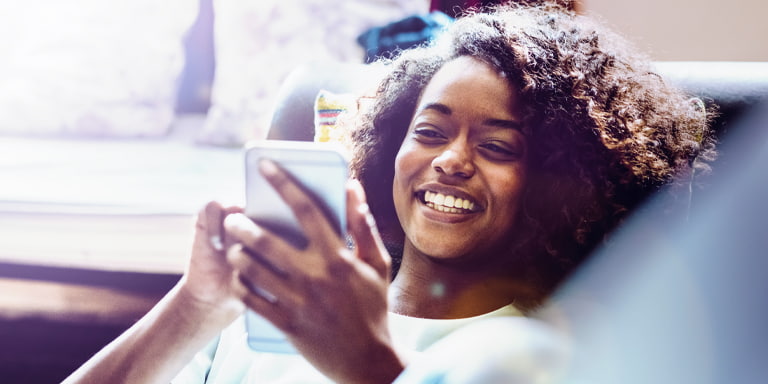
419, 191, 479, 214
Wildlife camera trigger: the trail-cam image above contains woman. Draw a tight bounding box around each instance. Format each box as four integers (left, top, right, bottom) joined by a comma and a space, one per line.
65, 4, 714, 384
352, 5, 715, 311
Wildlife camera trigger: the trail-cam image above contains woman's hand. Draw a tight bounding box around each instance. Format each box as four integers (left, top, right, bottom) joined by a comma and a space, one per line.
178, 201, 246, 327
64, 202, 248, 384
225, 159, 404, 384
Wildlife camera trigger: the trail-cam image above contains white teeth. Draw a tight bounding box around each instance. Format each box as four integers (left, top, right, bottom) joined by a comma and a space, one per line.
423, 191, 476, 212
431, 205, 458, 213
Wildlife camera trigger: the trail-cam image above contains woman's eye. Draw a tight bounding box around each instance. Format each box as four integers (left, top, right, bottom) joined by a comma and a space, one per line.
413, 127, 445, 140
480, 142, 519, 159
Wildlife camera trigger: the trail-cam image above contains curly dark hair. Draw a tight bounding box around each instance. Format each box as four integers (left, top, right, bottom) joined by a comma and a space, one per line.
349, 4, 716, 302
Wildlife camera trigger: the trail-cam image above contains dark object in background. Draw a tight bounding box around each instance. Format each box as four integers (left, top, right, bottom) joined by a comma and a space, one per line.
357, 11, 454, 64
430, 0, 578, 18
357, 2, 582, 64
0, 264, 179, 383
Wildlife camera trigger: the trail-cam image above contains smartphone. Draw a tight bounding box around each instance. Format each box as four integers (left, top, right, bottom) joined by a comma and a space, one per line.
243, 140, 348, 353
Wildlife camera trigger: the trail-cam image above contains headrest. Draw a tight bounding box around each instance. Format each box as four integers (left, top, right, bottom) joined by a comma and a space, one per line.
655, 61, 768, 135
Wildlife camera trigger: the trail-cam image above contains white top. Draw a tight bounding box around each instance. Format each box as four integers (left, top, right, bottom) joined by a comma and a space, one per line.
172, 305, 522, 383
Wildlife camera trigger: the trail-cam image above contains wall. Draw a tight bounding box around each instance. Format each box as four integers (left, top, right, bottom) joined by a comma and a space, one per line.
583, 0, 768, 61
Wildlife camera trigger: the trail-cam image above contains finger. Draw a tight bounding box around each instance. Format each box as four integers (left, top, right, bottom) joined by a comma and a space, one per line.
226, 243, 303, 307
196, 201, 244, 252
204, 202, 226, 252
229, 268, 296, 333
223, 213, 298, 277
221, 205, 245, 249
258, 158, 342, 249
346, 179, 391, 279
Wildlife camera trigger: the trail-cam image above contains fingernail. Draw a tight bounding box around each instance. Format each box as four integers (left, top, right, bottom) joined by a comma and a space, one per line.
210, 235, 224, 251
258, 158, 278, 177
359, 203, 377, 228
349, 179, 366, 201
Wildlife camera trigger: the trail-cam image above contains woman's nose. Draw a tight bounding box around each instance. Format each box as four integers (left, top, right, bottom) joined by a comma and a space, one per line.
432, 145, 475, 178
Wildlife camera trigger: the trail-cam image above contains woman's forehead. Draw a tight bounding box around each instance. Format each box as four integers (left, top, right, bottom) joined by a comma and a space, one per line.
416, 57, 522, 122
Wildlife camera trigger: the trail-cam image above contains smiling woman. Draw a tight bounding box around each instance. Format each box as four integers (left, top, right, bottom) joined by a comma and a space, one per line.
350, 3, 717, 312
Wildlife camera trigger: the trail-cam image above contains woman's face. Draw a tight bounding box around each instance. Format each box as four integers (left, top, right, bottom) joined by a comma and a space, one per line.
393, 56, 529, 264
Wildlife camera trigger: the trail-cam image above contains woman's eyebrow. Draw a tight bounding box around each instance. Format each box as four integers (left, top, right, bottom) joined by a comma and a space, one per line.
483, 118, 523, 131
419, 102, 453, 115
419, 102, 523, 131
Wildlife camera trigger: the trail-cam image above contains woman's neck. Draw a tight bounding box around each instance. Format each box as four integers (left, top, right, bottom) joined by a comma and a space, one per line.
388, 244, 534, 319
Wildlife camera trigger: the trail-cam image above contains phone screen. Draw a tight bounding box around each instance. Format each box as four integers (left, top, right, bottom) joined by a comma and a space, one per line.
243, 140, 348, 353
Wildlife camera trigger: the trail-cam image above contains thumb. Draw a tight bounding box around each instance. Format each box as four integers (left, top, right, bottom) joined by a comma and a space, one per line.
346, 179, 391, 278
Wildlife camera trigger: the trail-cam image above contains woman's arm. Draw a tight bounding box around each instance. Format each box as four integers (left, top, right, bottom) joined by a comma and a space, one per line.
63, 202, 245, 384
66, 162, 406, 384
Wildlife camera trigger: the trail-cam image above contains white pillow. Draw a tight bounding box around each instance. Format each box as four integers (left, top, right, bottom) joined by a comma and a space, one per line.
0, 0, 197, 138
196, 0, 429, 146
